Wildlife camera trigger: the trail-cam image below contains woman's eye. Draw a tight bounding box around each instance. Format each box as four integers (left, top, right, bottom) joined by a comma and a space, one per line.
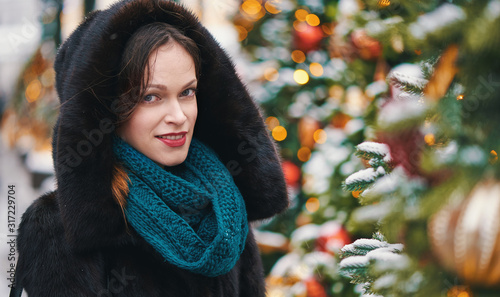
181, 88, 197, 98
143, 94, 159, 103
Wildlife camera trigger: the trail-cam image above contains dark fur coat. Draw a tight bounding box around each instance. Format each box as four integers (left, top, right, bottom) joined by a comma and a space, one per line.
15, 1, 288, 296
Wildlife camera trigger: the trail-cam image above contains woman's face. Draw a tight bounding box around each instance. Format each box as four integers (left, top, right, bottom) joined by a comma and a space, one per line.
118, 42, 198, 167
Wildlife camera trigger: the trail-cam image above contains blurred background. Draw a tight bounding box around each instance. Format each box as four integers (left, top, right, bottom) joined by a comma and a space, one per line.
1, 0, 500, 296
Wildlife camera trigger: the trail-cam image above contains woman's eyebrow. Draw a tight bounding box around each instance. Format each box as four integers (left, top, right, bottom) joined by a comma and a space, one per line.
148, 79, 198, 91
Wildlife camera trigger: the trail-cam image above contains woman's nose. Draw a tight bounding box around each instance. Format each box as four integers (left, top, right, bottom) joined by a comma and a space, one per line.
162, 99, 187, 125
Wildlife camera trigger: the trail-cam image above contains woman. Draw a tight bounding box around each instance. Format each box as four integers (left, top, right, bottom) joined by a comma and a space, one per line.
14, 0, 288, 296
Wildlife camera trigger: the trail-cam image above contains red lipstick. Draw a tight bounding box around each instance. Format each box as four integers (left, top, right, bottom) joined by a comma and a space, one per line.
156, 132, 187, 147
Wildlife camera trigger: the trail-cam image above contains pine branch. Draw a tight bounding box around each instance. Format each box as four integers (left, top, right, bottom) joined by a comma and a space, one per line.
355, 142, 391, 161
343, 167, 386, 192
387, 71, 428, 95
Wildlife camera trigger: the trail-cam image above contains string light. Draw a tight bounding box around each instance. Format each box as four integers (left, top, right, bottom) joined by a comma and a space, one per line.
352, 191, 362, 198
295, 9, 308, 21
309, 63, 323, 77
25, 79, 42, 102
305, 197, 320, 213
491, 150, 498, 164
272, 126, 287, 141
235, 25, 248, 41
291, 50, 306, 63
293, 69, 309, 84
305, 14, 320, 26
424, 133, 435, 146
378, 0, 391, 7
264, 67, 279, 81
297, 147, 311, 162
265, 116, 280, 130
264, 2, 281, 14
313, 129, 327, 144
241, 0, 262, 15
457, 94, 464, 100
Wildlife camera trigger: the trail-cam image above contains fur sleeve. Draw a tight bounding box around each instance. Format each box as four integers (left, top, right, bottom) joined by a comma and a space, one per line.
16, 192, 107, 296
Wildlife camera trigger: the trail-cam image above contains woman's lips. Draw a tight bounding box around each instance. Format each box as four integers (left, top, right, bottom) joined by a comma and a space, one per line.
156, 132, 187, 147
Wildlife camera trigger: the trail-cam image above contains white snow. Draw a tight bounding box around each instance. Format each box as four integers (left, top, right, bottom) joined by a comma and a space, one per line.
345, 168, 379, 186
378, 100, 427, 128
365, 80, 388, 98
338, 0, 360, 16
389, 71, 428, 91
344, 118, 365, 135
486, 0, 500, 20
409, 3, 466, 39
270, 253, 301, 276
339, 256, 369, 268
376, 166, 386, 175
290, 224, 320, 247
357, 142, 390, 157
373, 274, 398, 290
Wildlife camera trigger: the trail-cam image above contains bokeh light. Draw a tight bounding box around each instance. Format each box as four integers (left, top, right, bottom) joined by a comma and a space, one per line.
297, 146, 311, 162
264, 67, 279, 81
294, 69, 309, 84
266, 116, 280, 130
313, 129, 327, 144
309, 62, 323, 76
305, 14, 320, 26
25, 79, 42, 102
291, 50, 306, 63
272, 125, 287, 141
295, 9, 308, 21
305, 197, 320, 213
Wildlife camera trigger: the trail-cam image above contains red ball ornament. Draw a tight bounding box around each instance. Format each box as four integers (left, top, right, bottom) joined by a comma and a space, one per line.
293, 23, 324, 53
316, 221, 351, 255
350, 29, 382, 60
377, 128, 425, 177
282, 160, 301, 187
304, 278, 328, 297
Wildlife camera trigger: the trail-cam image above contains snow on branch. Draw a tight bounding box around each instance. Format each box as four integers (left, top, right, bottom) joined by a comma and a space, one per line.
356, 142, 390, 160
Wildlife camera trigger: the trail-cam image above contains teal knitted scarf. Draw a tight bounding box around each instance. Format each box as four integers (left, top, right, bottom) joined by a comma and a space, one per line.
113, 136, 248, 277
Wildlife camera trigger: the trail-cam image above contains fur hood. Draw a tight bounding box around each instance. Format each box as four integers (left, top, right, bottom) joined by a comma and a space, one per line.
53, 0, 288, 252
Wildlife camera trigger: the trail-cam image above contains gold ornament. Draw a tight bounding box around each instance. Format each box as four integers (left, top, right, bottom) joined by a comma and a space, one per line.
423, 44, 459, 101
429, 179, 500, 287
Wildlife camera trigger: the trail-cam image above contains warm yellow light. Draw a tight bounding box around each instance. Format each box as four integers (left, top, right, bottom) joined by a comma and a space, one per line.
424, 133, 435, 146
309, 63, 323, 77
491, 150, 498, 164
264, 2, 281, 14
265, 116, 280, 131
457, 94, 464, 100
313, 129, 327, 144
295, 9, 308, 21
293, 20, 306, 32
378, 0, 391, 7
241, 0, 262, 15
264, 67, 279, 81
291, 50, 306, 63
305, 197, 320, 213
25, 79, 42, 102
305, 14, 320, 26
457, 293, 470, 297
235, 25, 248, 41
293, 69, 309, 85
41, 68, 55, 87
352, 191, 362, 198
297, 147, 311, 162
272, 126, 287, 141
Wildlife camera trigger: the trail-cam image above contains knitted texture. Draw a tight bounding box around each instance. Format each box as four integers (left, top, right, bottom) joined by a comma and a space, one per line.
113, 136, 248, 277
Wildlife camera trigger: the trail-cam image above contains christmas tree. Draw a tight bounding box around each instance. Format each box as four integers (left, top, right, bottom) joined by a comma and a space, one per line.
235, 0, 500, 296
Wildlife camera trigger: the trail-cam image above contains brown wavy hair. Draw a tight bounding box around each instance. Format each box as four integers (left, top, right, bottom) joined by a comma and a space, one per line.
112, 22, 201, 216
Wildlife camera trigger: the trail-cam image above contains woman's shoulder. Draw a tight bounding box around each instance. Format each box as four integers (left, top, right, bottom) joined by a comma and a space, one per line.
18, 191, 62, 236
